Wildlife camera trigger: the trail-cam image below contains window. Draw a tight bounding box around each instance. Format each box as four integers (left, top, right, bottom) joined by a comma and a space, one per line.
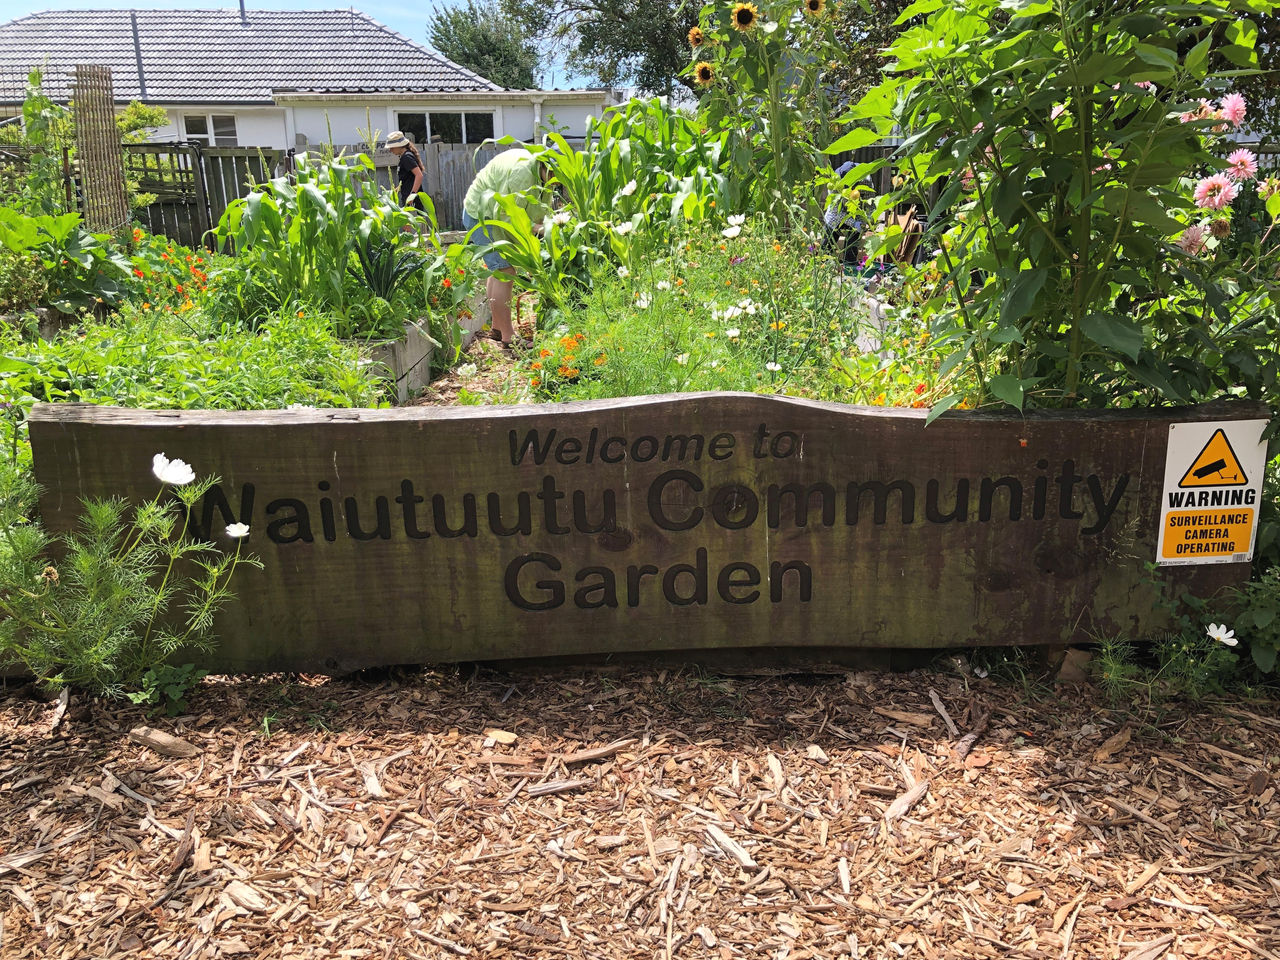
394, 111, 495, 146
182, 114, 238, 146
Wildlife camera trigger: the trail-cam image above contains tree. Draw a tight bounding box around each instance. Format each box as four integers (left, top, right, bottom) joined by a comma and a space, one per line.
503, 0, 698, 96
827, 0, 917, 107
427, 0, 540, 90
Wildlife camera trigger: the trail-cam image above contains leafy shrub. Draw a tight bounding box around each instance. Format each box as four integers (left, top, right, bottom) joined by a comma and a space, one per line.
0, 208, 133, 312
845, 0, 1279, 418
0, 455, 261, 697
1232, 567, 1280, 673
0, 248, 47, 314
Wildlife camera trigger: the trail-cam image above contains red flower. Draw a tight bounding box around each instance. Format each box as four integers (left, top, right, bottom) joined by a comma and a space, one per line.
914, 383, 926, 395
442, 278, 453, 288
133, 268, 145, 278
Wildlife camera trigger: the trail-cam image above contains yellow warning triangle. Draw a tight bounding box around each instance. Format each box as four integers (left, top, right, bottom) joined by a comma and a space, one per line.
1178, 429, 1249, 487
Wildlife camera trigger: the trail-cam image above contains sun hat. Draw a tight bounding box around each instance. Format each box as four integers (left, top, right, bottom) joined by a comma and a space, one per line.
385, 131, 412, 149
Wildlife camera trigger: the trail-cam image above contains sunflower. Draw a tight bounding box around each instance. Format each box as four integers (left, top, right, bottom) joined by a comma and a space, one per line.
688, 25, 706, 47
804, 0, 825, 13
730, 2, 758, 30
694, 61, 716, 86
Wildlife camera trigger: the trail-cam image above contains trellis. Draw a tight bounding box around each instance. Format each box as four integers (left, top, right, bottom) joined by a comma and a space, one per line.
72, 65, 129, 234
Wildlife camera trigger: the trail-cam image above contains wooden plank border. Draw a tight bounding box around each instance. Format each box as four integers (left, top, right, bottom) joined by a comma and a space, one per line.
28, 396, 1265, 672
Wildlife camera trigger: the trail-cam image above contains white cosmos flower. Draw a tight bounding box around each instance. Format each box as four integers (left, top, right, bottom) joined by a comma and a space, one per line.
152, 452, 195, 486
656, 280, 672, 291
765, 361, 782, 372
1206, 623, 1238, 647
458, 362, 478, 377
619, 179, 638, 197
725, 327, 741, 338
728, 214, 746, 226
614, 221, 635, 236
722, 225, 742, 239
676, 353, 690, 365
225, 522, 251, 539
635, 293, 652, 308
552, 210, 572, 226
617, 265, 630, 278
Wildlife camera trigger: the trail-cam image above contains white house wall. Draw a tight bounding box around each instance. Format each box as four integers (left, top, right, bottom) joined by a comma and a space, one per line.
154, 107, 287, 147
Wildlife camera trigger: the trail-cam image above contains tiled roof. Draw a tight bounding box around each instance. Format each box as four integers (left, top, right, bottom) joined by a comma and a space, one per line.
0, 8, 503, 104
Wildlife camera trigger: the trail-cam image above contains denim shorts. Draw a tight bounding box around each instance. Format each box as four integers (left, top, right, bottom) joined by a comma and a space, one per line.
461, 211, 510, 271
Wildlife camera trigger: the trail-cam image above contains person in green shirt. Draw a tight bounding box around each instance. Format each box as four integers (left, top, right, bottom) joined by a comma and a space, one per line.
462, 147, 554, 349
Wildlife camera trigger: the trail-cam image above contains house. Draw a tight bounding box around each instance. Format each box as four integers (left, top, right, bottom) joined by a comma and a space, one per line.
0, 7, 622, 149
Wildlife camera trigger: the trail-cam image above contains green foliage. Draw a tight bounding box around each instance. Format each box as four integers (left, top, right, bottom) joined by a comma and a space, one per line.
427, 0, 540, 89
0, 249, 47, 314
0, 302, 383, 415
689, 0, 843, 223
0, 70, 74, 217
124, 662, 209, 715
484, 100, 729, 313
0, 458, 261, 697
1232, 567, 1280, 673
1094, 627, 1242, 706
505, 0, 698, 95
0, 207, 133, 312
214, 152, 480, 348
517, 223, 890, 401
845, 0, 1280, 415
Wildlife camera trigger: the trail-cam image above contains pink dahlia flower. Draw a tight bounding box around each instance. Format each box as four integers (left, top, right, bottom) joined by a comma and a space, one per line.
1177, 223, 1208, 255
1194, 174, 1238, 211
1219, 93, 1247, 127
1225, 148, 1258, 182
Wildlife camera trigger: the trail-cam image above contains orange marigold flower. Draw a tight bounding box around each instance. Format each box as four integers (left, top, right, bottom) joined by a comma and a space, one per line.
566, 367, 580, 377
531, 378, 541, 387
531, 361, 543, 370
297, 310, 305, 318
142, 302, 152, 309
442, 278, 452, 288
540, 348, 552, 358
594, 354, 607, 365
558, 365, 573, 377
773, 243, 782, 252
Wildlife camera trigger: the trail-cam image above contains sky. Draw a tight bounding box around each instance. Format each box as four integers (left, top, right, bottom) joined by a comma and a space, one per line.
0, 0, 590, 88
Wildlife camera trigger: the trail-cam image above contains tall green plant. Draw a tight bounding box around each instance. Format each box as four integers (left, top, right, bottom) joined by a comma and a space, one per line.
689, 0, 841, 223
842, 0, 1279, 419
214, 153, 429, 335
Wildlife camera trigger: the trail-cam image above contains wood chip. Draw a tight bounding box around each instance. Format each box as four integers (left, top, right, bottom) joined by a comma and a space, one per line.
884, 780, 930, 821
1094, 725, 1132, 762
706, 824, 757, 868
128, 725, 200, 758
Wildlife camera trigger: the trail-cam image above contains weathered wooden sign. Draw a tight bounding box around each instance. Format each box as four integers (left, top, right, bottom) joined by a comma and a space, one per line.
28, 398, 1263, 672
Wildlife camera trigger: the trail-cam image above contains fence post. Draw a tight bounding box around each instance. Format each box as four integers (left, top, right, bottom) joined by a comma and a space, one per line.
188, 142, 213, 248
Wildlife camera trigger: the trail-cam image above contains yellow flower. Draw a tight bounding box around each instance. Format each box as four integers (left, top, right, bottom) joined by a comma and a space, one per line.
688, 25, 706, 47
805, 0, 825, 13
731, 2, 758, 30
769, 320, 786, 330
694, 61, 715, 86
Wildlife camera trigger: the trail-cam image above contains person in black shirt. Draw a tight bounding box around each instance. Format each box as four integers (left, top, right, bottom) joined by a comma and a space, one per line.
386, 130, 423, 209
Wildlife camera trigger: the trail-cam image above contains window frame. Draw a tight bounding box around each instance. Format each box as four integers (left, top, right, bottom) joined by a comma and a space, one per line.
181, 112, 239, 147
393, 110, 496, 146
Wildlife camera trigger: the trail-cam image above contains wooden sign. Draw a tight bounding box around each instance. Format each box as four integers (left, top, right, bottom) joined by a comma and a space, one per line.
28, 398, 1263, 673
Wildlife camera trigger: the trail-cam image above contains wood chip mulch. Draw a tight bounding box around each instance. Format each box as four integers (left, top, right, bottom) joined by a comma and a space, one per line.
2, 665, 1278, 959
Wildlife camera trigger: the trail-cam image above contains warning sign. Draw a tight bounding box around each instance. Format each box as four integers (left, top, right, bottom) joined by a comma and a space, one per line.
1178, 429, 1249, 487
1158, 420, 1268, 565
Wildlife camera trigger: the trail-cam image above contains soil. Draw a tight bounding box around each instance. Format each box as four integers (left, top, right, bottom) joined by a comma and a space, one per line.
2, 664, 1278, 959
410, 295, 534, 406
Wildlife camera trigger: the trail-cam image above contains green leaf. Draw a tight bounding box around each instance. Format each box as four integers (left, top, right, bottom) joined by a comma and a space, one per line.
987, 374, 1026, 410
823, 127, 883, 155
1080, 312, 1143, 361
1133, 43, 1178, 70
925, 393, 965, 425
1267, 191, 1280, 220
1184, 34, 1211, 77
1000, 268, 1046, 325
1253, 644, 1277, 674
